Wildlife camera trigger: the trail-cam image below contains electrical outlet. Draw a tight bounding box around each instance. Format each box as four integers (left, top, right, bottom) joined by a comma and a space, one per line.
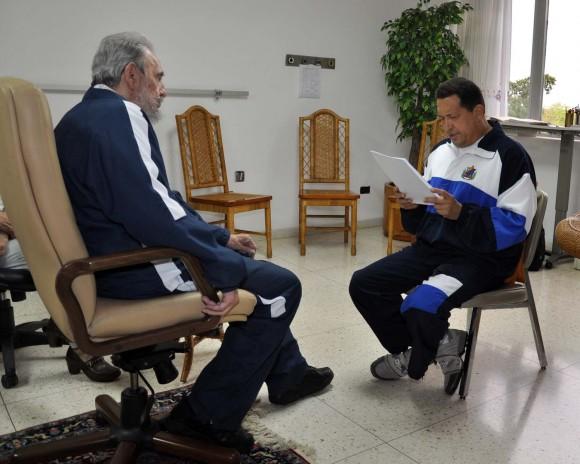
360, 186, 370, 194
235, 171, 245, 182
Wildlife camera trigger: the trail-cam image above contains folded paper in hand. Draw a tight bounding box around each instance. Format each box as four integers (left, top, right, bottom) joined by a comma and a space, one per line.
371, 151, 434, 205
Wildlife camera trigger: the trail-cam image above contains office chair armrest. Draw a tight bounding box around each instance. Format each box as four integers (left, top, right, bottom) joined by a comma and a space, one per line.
55, 247, 221, 357
58, 247, 219, 302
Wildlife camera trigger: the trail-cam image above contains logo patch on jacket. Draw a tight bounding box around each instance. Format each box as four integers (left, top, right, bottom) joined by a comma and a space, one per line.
461, 165, 477, 180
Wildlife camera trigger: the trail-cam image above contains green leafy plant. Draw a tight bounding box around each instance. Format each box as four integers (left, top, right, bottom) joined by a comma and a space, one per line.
381, 0, 471, 167
508, 74, 556, 119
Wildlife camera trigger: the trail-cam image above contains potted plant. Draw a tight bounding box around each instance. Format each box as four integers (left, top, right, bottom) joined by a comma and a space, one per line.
381, 0, 472, 168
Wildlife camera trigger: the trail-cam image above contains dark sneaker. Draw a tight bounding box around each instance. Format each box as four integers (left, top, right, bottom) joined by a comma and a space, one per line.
163, 400, 254, 454
269, 366, 334, 405
370, 349, 411, 380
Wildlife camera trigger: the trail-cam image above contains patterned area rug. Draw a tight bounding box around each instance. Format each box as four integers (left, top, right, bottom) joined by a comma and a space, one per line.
0, 385, 309, 464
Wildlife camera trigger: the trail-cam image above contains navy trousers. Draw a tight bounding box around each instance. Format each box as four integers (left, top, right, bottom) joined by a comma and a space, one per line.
349, 240, 512, 379
186, 258, 307, 430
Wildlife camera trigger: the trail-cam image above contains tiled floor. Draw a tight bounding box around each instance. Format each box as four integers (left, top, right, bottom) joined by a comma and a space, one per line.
1, 226, 580, 463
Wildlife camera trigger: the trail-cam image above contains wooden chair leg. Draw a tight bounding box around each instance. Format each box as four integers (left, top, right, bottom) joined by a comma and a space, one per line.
225, 211, 235, 233
299, 201, 306, 256
344, 206, 349, 243
387, 203, 395, 255
180, 336, 194, 383
265, 203, 272, 258
350, 201, 357, 256
180, 326, 226, 383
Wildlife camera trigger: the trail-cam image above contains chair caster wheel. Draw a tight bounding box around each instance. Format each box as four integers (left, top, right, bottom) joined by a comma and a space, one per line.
95, 410, 108, 426
544, 260, 553, 269
2, 374, 18, 388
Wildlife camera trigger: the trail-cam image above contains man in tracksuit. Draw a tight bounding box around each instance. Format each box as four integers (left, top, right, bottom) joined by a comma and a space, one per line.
54, 32, 333, 454
350, 78, 537, 390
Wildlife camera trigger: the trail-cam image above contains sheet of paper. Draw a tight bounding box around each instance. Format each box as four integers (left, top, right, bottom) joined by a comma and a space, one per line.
370, 150, 434, 205
299, 64, 321, 98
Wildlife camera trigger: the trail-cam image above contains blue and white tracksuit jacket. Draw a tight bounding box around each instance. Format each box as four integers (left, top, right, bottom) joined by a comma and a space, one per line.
350, 121, 537, 379
403, 120, 537, 261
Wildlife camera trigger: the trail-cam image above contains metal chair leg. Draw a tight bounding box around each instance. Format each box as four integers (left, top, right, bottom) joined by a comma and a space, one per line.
459, 307, 482, 400
525, 275, 548, 368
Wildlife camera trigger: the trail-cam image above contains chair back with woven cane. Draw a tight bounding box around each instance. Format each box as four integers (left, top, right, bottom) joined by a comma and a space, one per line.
176, 105, 230, 193
298, 109, 360, 256
386, 118, 445, 255
176, 105, 272, 258
416, 118, 446, 175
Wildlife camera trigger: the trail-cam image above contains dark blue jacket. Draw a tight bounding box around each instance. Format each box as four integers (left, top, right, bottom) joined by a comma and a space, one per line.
55, 87, 248, 298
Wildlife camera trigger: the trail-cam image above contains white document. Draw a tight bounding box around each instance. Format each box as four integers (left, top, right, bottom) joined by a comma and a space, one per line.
370, 151, 434, 205
299, 64, 321, 98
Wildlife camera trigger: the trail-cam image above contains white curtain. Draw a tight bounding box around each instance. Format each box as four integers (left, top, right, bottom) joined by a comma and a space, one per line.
457, 0, 512, 117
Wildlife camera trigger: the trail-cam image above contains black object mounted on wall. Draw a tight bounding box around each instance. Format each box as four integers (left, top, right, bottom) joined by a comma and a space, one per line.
285, 54, 335, 69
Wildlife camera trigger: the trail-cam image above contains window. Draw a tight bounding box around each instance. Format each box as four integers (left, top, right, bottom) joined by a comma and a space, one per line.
543, 0, 580, 125
509, 0, 580, 125
508, 0, 535, 119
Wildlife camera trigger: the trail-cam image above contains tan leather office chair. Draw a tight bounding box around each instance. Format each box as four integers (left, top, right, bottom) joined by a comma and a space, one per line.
299, 109, 360, 256
455, 190, 549, 399
176, 105, 272, 258
0, 78, 256, 464
386, 118, 445, 255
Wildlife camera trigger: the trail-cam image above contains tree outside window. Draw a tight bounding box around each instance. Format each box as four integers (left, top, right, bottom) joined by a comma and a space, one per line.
508, 0, 580, 126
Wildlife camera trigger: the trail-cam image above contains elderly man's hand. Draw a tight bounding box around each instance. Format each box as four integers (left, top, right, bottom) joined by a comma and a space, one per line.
426, 188, 462, 220
391, 186, 420, 210
0, 232, 9, 257
0, 212, 14, 238
227, 233, 257, 258
202, 290, 239, 317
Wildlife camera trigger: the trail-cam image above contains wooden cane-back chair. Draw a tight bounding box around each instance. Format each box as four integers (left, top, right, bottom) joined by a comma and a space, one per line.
176, 105, 272, 258
386, 118, 446, 255
299, 109, 360, 256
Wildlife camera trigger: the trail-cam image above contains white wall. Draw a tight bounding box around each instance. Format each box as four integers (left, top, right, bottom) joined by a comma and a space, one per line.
2, 0, 579, 250
0, 0, 416, 235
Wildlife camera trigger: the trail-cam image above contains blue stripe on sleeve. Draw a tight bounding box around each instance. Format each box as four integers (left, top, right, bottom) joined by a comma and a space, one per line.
429, 177, 497, 207
401, 284, 448, 315
490, 208, 527, 250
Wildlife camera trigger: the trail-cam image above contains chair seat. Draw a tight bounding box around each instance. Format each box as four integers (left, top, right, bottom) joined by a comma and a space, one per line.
89, 290, 256, 339
0, 269, 35, 292
462, 283, 527, 309
300, 189, 360, 200
190, 192, 272, 206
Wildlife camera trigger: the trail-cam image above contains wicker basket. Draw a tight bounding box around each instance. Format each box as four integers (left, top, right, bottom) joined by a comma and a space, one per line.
555, 213, 580, 259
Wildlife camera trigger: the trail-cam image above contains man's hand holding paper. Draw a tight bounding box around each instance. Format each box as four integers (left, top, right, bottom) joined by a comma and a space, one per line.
425, 188, 462, 220
391, 186, 420, 210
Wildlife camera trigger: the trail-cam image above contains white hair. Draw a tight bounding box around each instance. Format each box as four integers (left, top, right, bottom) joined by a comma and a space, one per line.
91, 32, 154, 87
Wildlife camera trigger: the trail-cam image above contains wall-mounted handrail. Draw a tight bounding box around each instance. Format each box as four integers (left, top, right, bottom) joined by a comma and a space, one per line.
39, 84, 249, 100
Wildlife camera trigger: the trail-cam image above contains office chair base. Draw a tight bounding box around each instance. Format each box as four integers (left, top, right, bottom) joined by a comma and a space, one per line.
4, 389, 240, 464
1, 295, 67, 389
